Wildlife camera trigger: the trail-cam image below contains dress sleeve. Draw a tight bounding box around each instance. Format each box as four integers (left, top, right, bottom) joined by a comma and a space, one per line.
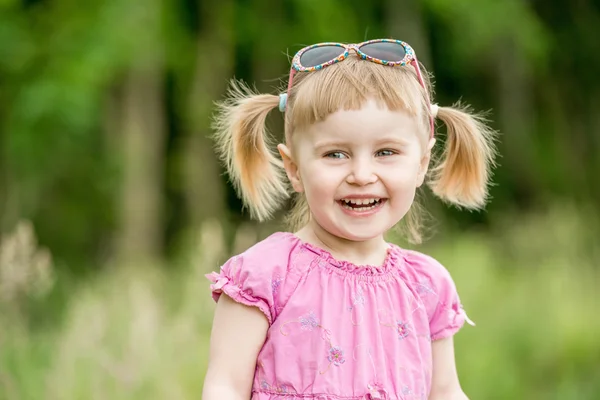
206, 233, 302, 325
404, 250, 474, 341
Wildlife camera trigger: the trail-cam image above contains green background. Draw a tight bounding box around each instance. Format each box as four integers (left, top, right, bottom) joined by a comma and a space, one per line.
1, 0, 599, 398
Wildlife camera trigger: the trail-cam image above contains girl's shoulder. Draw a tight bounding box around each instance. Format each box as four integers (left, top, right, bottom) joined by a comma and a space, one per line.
241, 231, 305, 262
398, 247, 455, 284
393, 246, 474, 339
206, 232, 311, 324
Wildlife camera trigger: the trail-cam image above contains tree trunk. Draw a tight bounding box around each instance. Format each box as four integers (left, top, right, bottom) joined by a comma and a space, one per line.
0, 160, 18, 233
385, 0, 432, 68
495, 37, 538, 204
115, 56, 166, 264
181, 0, 234, 228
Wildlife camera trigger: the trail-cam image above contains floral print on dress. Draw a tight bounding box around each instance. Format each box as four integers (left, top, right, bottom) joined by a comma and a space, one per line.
327, 346, 346, 366
353, 345, 409, 399
349, 286, 366, 325
353, 287, 366, 306
299, 311, 320, 331
279, 310, 345, 375
365, 383, 389, 399
320, 343, 346, 374
396, 321, 410, 339
378, 308, 414, 340
415, 280, 435, 296
328, 346, 346, 366
258, 362, 291, 394
259, 378, 289, 394
271, 274, 282, 296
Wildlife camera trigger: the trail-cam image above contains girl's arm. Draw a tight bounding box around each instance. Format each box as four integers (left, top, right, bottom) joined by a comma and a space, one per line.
202, 294, 269, 400
428, 337, 469, 400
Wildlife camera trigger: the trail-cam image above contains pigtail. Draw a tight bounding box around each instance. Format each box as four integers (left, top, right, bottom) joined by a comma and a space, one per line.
212, 80, 289, 220
428, 103, 498, 209
284, 194, 311, 233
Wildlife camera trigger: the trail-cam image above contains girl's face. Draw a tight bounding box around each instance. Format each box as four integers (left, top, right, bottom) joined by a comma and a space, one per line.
279, 99, 434, 242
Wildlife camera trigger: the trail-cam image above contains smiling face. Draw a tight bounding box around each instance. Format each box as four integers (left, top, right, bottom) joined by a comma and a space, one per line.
279, 99, 434, 242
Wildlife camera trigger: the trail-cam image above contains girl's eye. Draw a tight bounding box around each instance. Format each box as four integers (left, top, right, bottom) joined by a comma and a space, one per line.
376, 149, 397, 157
325, 151, 347, 159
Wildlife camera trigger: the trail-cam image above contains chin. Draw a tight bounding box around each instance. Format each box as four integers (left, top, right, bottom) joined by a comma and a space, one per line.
311, 209, 400, 242
330, 224, 390, 242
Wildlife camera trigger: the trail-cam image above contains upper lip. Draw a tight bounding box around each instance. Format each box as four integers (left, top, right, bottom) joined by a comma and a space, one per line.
337, 194, 386, 200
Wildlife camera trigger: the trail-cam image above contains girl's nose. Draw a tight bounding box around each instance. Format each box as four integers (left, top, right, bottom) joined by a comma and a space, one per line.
346, 160, 377, 186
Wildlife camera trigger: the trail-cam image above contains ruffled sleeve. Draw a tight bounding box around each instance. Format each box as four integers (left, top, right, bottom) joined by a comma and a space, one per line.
403, 250, 475, 341
206, 232, 304, 325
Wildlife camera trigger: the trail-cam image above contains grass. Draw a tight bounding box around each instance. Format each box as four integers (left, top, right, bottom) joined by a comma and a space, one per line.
1, 208, 599, 399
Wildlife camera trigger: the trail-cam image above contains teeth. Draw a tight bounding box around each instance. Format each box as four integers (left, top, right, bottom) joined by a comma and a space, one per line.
341, 202, 379, 211
342, 198, 380, 205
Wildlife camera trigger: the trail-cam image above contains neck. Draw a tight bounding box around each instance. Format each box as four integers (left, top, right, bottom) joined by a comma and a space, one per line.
295, 220, 389, 267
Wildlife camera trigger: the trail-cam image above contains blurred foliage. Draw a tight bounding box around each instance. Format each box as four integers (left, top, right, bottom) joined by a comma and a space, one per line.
0, 0, 598, 266
0, 0, 599, 398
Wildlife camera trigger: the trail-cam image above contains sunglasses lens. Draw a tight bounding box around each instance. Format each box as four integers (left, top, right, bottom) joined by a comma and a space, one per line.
300, 45, 345, 68
359, 41, 406, 62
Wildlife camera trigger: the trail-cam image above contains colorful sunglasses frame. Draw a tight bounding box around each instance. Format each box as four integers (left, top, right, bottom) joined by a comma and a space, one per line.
285, 39, 434, 137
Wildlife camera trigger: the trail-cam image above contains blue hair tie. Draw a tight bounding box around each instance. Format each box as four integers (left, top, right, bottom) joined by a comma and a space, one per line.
278, 93, 287, 112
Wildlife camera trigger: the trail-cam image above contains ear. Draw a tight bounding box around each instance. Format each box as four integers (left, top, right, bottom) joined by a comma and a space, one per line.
416, 138, 436, 187
277, 144, 304, 193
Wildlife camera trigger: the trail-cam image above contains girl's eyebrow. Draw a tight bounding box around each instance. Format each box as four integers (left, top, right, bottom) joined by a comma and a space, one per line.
374, 137, 411, 146
314, 137, 410, 149
313, 140, 348, 149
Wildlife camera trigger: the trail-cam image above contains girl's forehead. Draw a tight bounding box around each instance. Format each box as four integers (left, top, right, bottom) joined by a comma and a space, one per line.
296, 100, 423, 145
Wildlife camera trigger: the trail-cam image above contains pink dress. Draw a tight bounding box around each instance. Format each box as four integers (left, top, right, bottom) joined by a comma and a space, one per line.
207, 232, 472, 400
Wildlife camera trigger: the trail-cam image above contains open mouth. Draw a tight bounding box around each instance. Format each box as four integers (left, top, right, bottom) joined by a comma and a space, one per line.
338, 198, 386, 212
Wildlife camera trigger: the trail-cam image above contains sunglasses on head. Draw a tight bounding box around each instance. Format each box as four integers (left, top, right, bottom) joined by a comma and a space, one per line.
283, 39, 434, 137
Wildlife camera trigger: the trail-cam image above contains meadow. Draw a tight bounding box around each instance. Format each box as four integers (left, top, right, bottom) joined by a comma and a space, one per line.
1, 205, 598, 400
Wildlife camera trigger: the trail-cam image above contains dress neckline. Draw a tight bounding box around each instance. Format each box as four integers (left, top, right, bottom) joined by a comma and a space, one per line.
279, 232, 402, 277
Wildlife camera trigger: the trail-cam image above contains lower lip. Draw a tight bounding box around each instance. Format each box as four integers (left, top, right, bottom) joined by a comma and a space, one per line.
337, 199, 387, 217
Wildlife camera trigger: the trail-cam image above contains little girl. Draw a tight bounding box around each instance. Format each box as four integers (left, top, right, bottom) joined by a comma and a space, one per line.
203, 40, 496, 400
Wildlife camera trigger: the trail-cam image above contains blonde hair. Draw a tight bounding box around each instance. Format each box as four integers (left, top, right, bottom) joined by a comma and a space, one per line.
213, 57, 497, 243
